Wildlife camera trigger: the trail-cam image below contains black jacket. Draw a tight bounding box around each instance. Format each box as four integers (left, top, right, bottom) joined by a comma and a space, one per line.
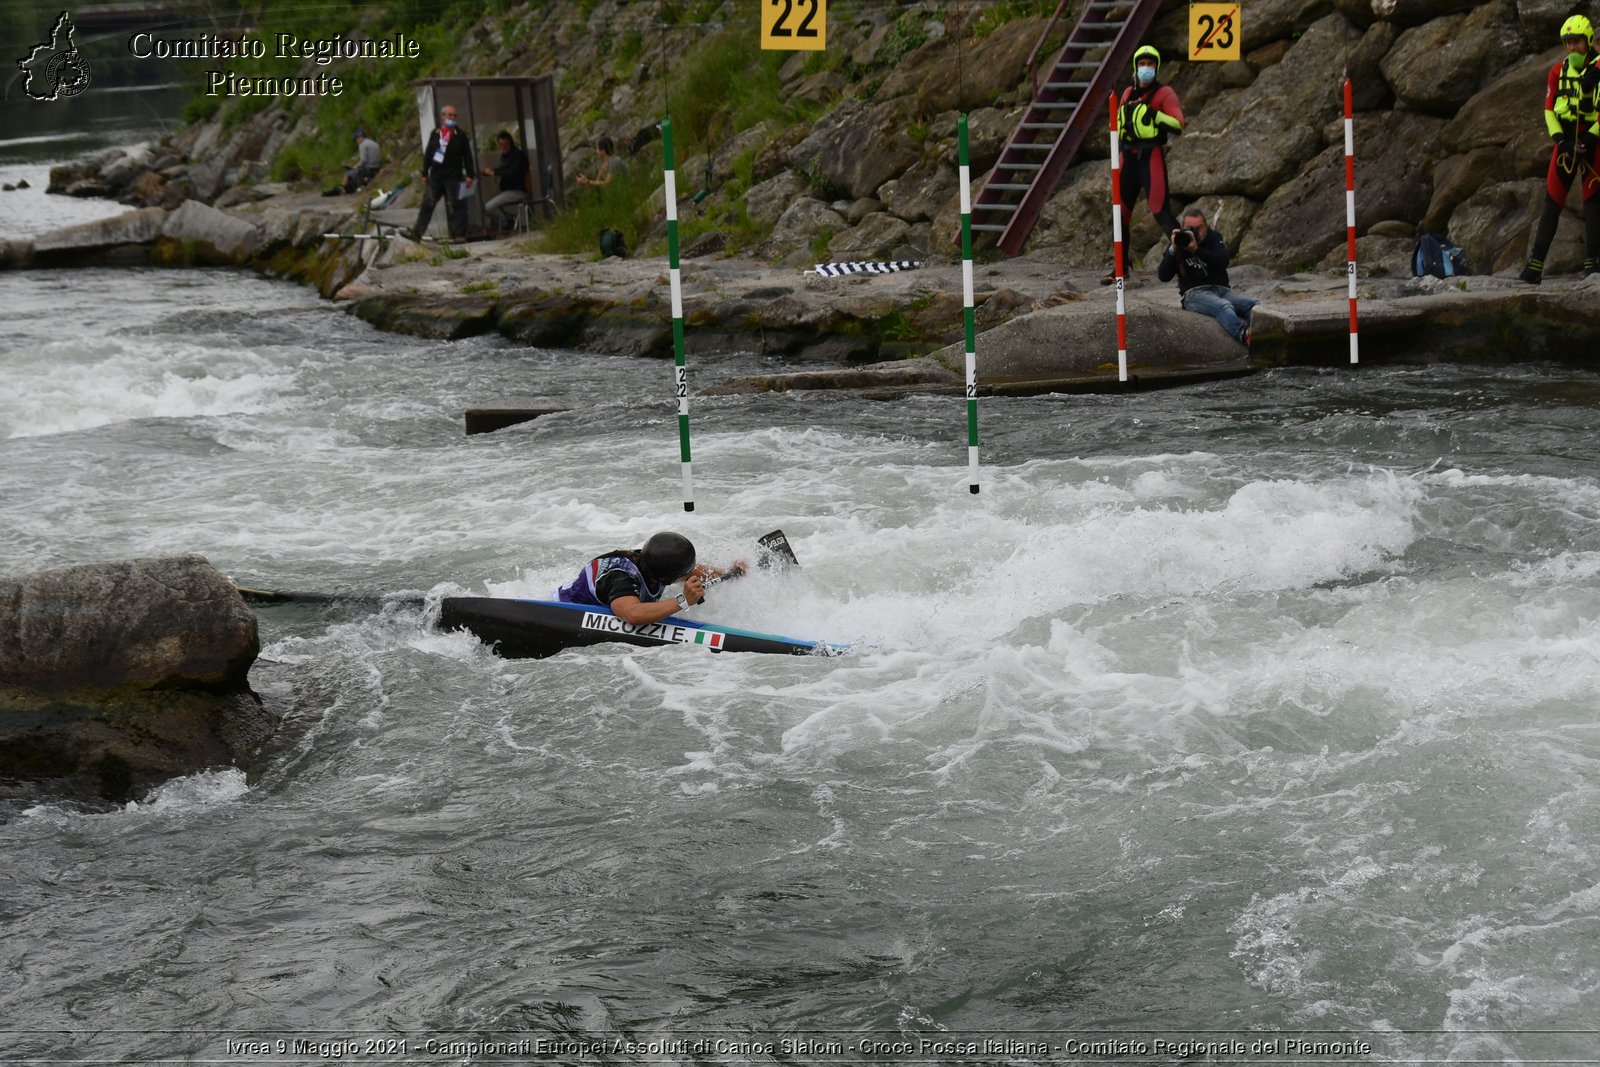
490, 148, 529, 196
421, 125, 474, 181
1157, 226, 1231, 295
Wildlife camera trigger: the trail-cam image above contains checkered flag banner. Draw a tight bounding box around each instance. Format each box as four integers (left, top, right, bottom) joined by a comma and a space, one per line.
806, 260, 922, 277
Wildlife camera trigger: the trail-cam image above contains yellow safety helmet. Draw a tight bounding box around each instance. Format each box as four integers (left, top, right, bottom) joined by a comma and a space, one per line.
1560, 14, 1593, 41
1133, 44, 1162, 75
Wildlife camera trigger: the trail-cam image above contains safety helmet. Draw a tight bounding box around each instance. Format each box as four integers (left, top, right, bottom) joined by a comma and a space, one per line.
641, 531, 696, 583
1560, 14, 1593, 41
1133, 44, 1162, 75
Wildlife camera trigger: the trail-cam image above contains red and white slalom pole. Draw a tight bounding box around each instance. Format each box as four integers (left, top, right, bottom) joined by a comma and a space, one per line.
1343, 76, 1359, 365
1109, 93, 1128, 381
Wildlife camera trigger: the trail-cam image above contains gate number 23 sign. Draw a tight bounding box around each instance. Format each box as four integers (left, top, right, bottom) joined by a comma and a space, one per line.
761, 0, 826, 51
1189, 3, 1241, 61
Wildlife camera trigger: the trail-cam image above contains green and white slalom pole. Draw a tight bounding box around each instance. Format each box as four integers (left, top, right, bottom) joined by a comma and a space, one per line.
662, 116, 695, 511
958, 113, 980, 495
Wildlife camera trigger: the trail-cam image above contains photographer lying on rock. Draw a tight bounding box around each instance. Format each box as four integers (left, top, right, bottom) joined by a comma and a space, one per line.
1157, 205, 1257, 347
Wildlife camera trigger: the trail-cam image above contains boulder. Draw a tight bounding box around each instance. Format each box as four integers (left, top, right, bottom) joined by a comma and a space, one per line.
744, 171, 809, 226
1421, 147, 1516, 232
1247, 0, 1338, 45
827, 212, 915, 260
1439, 48, 1564, 179
1169, 13, 1364, 200
954, 105, 1029, 175
30, 207, 168, 266
1317, 233, 1418, 275
842, 197, 883, 224
1367, 0, 1492, 26
160, 200, 262, 263
1380, 1, 1521, 117
1516, 0, 1577, 40
1445, 178, 1543, 272
879, 154, 958, 223
0, 556, 268, 802
883, 16, 1043, 114
759, 197, 848, 265
787, 96, 923, 200
0, 238, 34, 269
1346, 21, 1399, 112
1238, 111, 1443, 270
932, 298, 1249, 380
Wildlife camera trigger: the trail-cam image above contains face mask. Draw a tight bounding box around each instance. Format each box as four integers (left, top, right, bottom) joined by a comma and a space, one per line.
1136, 65, 1156, 86
1568, 51, 1587, 67
442, 118, 457, 128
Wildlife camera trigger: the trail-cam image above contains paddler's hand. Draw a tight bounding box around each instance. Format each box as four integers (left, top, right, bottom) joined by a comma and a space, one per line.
683, 572, 706, 606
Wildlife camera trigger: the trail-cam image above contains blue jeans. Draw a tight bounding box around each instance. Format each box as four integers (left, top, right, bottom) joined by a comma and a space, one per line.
1181, 285, 1258, 343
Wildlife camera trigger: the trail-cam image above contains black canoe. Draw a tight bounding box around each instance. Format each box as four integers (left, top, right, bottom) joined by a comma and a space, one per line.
439, 597, 847, 659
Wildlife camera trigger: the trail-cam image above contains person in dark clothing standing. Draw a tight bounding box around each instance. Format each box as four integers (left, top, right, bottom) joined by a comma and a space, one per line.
1104, 45, 1185, 284
1518, 16, 1600, 283
1157, 206, 1257, 345
408, 105, 475, 240
480, 131, 530, 231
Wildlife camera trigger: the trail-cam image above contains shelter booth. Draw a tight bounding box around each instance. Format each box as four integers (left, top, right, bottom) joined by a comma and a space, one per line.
414, 76, 563, 238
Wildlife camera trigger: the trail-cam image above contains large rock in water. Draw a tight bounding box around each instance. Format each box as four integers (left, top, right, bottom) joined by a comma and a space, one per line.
0, 556, 270, 802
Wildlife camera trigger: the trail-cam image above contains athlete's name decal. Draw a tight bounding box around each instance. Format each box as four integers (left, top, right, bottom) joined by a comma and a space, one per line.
581, 613, 725, 649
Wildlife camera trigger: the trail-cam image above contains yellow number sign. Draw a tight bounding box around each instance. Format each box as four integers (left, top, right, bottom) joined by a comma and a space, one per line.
761, 0, 826, 51
1189, 3, 1241, 61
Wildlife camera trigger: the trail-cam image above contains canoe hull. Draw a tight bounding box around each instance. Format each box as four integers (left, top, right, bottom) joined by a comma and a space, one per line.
438, 597, 837, 659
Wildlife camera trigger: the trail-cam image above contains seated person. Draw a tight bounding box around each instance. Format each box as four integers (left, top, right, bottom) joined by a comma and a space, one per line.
575, 135, 625, 188
327, 129, 381, 195
480, 131, 530, 231
1156, 205, 1257, 346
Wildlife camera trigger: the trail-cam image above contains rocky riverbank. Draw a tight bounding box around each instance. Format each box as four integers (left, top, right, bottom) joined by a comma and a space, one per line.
6, 186, 1598, 399
9, 0, 1600, 394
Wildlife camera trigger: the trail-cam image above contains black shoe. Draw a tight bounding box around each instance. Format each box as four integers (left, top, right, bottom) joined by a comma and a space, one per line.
1519, 261, 1543, 285
1583, 258, 1598, 278
1100, 271, 1117, 286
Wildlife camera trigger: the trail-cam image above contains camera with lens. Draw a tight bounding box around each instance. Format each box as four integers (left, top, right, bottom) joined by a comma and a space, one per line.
1174, 228, 1196, 249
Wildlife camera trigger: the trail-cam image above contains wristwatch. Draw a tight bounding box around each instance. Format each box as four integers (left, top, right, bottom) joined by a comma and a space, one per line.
675, 593, 690, 611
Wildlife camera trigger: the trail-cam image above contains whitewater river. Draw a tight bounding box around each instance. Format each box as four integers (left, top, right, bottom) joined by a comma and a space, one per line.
3, 254, 1599, 1065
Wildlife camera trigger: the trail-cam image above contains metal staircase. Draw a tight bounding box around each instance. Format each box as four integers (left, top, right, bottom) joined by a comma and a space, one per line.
971, 0, 1167, 255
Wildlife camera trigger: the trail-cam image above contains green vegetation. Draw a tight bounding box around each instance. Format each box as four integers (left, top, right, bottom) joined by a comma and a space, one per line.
878, 12, 930, 68
535, 163, 660, 257
973, 0, 1059, 39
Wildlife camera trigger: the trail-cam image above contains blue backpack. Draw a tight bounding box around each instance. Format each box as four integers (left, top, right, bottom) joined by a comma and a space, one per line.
1412, 233, 1470, 279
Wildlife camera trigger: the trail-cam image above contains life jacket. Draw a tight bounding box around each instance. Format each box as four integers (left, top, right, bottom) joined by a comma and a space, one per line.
1545, 56, 1600, 138
556, 552, 663, 606
1119, 82, 1183, 147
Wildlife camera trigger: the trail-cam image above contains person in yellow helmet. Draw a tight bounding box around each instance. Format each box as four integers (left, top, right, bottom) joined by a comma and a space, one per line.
1104, 45, 1185, 284
1519, 15, 1600, 283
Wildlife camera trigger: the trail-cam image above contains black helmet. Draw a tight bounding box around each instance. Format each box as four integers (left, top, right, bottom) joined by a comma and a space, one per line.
641, 531, 696, 583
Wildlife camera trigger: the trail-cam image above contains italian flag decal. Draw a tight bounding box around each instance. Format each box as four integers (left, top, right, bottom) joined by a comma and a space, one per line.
694, 630, 725, 649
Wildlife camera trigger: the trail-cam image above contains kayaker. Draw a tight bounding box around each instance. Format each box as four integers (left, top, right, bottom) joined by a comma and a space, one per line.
556, 531, 745, 625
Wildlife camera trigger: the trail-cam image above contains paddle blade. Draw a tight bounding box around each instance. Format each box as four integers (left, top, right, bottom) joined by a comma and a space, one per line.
756, 529, 800, 569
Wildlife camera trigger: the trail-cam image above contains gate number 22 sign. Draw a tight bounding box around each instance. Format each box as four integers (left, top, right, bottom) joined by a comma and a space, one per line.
761, 0, 826, 51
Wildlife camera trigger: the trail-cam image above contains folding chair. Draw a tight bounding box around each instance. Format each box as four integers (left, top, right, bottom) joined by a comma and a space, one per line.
515, 165, 557, 234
